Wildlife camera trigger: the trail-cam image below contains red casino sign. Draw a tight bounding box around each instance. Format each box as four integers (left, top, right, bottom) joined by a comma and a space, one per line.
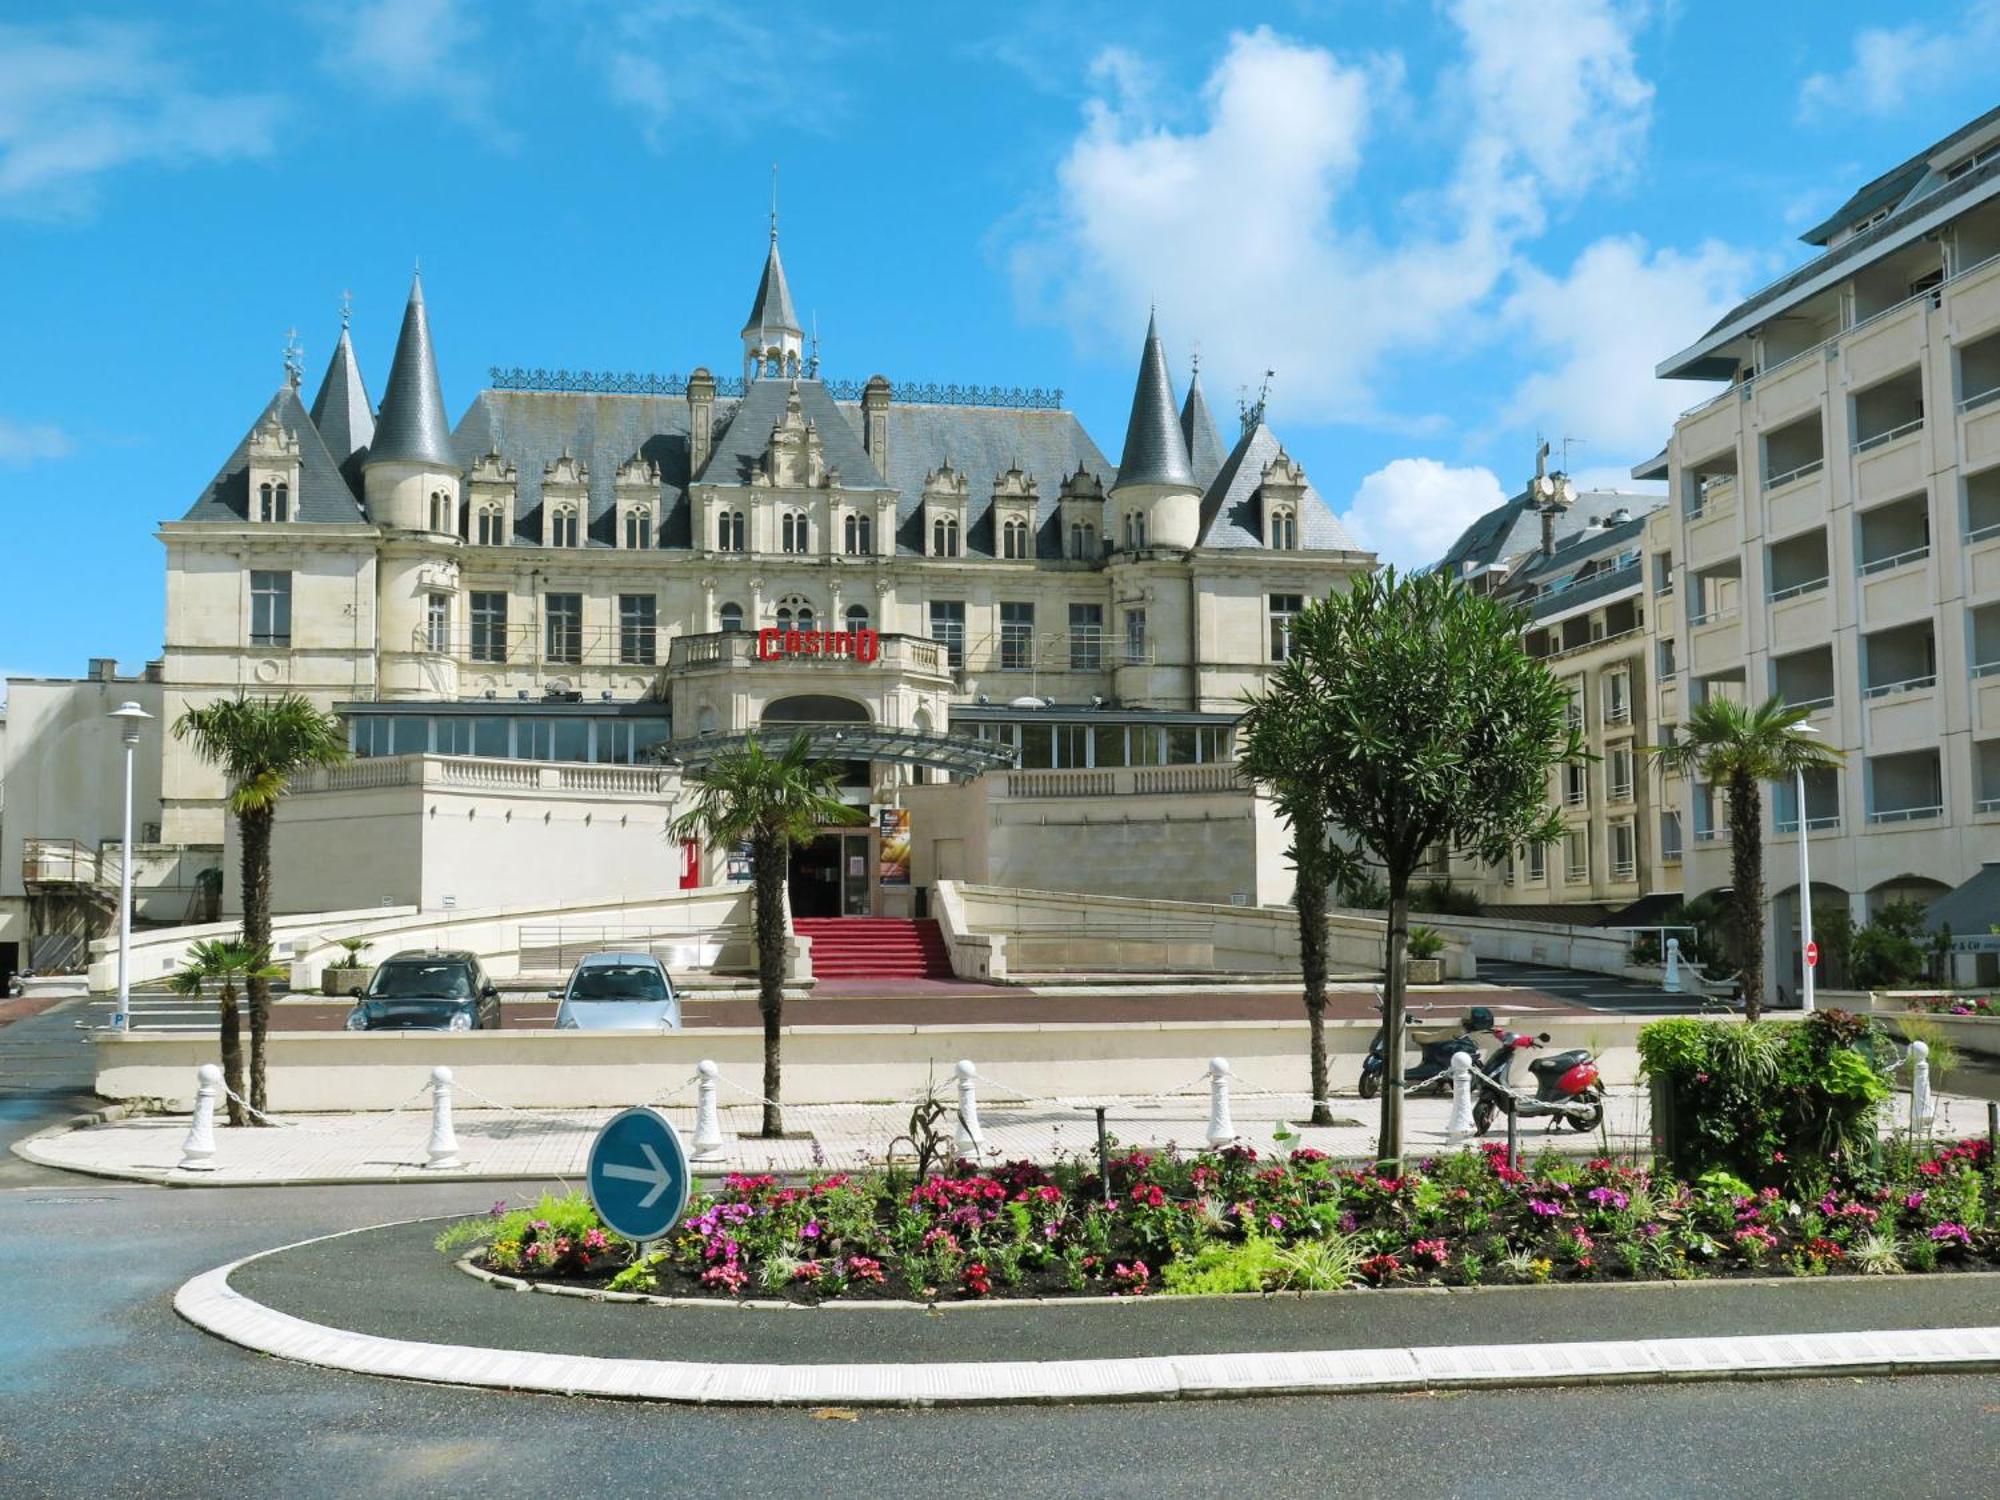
756, 626, 880, 664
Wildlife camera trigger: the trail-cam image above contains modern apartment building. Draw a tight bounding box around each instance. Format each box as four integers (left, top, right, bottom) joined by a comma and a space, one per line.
1648, 104, 2000, 990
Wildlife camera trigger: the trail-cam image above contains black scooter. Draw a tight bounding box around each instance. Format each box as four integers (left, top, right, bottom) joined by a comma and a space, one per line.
1357, 1001, 1496, 1101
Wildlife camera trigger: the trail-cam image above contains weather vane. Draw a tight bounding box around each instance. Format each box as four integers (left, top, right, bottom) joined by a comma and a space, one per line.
283, 327, 303, 388
340, 289, 353, 331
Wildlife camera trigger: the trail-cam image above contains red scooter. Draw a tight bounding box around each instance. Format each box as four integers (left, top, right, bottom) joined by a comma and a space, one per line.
1471, 1028, 1604, 1135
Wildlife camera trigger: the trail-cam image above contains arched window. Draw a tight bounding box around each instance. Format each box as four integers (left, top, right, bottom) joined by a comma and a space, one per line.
1123, 511, 1147, 549
781, 511, 809, 554
933, 515, 960, 557
844, 603, 870, 632
844, 512, 872, 556
1002, 518, 1030, 559
1073, 521, 1096, 559
430, 489, 453, 534
258, 482, 273, 522
718, 602, 744, 632
550, 505, 578, 548
774, 595, 816, 630
717, 509, 745, 551
625, 510, 652, 549
1270, 509, 1296, 550
477, 506, 505, 545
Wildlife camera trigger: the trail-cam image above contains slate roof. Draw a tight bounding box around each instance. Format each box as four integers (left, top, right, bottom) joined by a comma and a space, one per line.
741, 235, 802, 338
1507, 501, 1660, 590
368, 273, 456, 468
1430, 489, 1632, 580
1180, 370, 1225, 490
1801, 103, 2000, 245
179, 385, 366, 524
699, 377, 889, 492
1195, 419, 1360, 552
451, 390, 704, 547
1115, 314, 1195, 489
308, 324, 374, 482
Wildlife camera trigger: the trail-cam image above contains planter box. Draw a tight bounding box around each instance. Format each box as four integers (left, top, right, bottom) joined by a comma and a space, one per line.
1406, 958, 1443, 985
323, 966, 375, 998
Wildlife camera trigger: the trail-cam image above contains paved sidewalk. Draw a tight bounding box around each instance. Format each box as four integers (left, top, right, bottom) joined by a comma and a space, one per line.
22, 1087, 1659, 1185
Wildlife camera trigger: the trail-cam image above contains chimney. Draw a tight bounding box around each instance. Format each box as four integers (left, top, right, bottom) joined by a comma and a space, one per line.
861, 374, 891, 479
88, 657, 118, 681
687, 368, 716, 475
1539, 506, 1557, 558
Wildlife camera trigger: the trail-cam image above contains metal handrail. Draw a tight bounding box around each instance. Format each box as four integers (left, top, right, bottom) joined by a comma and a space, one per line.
1764, 458, 1825, 491
1971, 660, 2000, 679
1858, 544, 1930, 576
1769, 576, 1829, 602
1968, 521, 2000, 544
1854, 417, 1924, 453
1956, 383, 2000, 413
1862, 673, 1937, 700
1869, 804, 1943, 825
1774, 814, 1841, 834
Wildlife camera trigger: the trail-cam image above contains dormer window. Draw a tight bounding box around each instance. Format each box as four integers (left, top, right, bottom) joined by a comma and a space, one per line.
933, 515, 961, 557
716, 509, 746, 552
1069, 521, 1097, 559
781, 511, 810, 554
1002, 517, 1032, 559
259, 481, 290, 523
549, 504, 579, 548
624, 510, 652, 549
843, 512, 873, 556
429, 489, 454, 535
476, 505, 507, 546
1269, 508, 1297, 549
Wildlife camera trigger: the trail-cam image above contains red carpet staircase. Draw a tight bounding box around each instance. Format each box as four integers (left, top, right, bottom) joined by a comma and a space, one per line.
794, 917, 954, 980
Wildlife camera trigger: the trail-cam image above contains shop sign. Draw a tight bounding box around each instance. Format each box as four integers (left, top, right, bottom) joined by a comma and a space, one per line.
756, 627, 880, 664
878, 807, 911, 886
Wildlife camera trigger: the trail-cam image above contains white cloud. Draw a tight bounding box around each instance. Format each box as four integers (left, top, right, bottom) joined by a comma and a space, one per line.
1012, 7, 1660, 427
316, 0, 500, 133
1339, 458, 1508, 569
1799, 2, 2000, 120
0, 417, 71, 465
1500, 234, 1755, 454
0, 20, 282, 218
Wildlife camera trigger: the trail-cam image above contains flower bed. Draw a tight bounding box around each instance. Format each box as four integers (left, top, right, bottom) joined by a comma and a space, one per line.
1895, 995, 1997, 1018
441, 1136, 1998, 1304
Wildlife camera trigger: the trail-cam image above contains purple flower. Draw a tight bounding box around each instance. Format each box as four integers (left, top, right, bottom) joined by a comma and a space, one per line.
1585, 1187, 1628, 1210
1338, 1211, 1357, 1233
1529, 1198, 1562, 1218
1929, 1223, 1972, 1248
1268, 1214, 1286, 1233
1904, 1192, 1926, 1210
801, 1219, 821, 1240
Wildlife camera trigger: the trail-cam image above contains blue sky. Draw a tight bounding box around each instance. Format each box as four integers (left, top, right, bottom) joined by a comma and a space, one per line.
2, 0, 1997, 691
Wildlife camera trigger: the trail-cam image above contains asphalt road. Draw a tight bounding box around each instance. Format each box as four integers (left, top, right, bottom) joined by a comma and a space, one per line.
6, 997, 1997, 1499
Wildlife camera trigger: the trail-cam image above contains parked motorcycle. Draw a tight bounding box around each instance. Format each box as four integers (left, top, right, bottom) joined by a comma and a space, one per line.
1471, 1028, 1604, 1134
1358, 1001, 1497, 1101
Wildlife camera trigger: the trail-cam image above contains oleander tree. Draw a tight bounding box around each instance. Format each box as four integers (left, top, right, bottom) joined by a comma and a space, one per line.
1240, 569, 1584, 1169
670, 732, 861, 1137
168, 937, 286, 1127
1649, 695, 1844, 1021
174, 694, 348, 1116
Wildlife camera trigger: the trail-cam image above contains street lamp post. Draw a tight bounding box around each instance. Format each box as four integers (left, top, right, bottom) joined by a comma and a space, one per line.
1796, 723, 1820, 1015
107, 702, 153, 1031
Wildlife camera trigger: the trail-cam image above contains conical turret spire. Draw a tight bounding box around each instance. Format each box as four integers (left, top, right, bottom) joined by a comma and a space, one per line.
1179, 357, 1224, 489
367, 271, 454, 468
741, 230, 803, 340
309, 314, 375, 470
1115, 312, 1195, 489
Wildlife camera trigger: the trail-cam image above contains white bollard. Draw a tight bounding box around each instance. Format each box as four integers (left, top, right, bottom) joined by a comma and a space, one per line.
954, 1058, 985, 1155
1445, 1050, 1476, 1146
1205, 1057, 1236, 1147
691, 1059, 727, 1161
1663, 937, 1682, 994
178, 1063, 222, 1172
425, 1065, 461, 1170
1909, 1040, 1933, 1133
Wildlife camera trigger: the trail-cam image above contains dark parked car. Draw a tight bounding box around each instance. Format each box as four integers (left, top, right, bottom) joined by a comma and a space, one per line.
344, 950, 502, 1032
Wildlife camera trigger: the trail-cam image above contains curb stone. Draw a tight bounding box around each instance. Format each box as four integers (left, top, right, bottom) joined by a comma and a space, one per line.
176, 1222, 2000, 1407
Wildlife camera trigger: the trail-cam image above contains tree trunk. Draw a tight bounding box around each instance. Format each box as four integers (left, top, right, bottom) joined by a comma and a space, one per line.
1379, 870, 1410, 1171
1726, 772, 1765, 1022
218, 978, 246, 1128
240, 806, 275, 1119
1294, 839, 1332, 1126
752, 831, 787, 1138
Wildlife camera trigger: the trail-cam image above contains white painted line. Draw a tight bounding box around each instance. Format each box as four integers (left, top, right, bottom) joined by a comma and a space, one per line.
173, 1226, 2000, 1408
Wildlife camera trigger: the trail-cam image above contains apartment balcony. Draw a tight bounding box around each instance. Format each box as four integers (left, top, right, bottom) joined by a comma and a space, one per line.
1853, 423, 1927, 502
1752, 348, 1829, 428
1866, 748, 1945, 826
1974, 741, 2000, 818
1687, 612, 1742, 676
1862, 616, 1939, 745
1677, 403, 1742, 474
1979, 672, 2000, 737
1841, 295, 1928, 390
1684, 500, 1740, 570
1967, 396, 2000, 485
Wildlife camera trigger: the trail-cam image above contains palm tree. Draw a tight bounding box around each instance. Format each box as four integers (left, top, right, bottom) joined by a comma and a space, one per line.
1650, 695, 1843, 1021
169, 937, 287, 1127
670, 733, 860, 1137
173, 695, 348, 1114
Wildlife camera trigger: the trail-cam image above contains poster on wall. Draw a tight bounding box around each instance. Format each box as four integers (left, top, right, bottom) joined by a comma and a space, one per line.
725, 841, 753, 883
877, 808, 911, 886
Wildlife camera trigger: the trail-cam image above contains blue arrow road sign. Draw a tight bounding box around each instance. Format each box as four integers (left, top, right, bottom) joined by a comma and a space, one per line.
586, 1107, 692, 1243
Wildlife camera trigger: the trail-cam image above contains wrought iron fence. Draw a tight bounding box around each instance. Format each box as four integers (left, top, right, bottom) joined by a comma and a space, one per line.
486, 367, 1064, 410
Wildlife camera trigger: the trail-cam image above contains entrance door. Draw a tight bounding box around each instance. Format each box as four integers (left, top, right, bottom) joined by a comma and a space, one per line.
788, 836, 844, 918
839, 832, 871, 915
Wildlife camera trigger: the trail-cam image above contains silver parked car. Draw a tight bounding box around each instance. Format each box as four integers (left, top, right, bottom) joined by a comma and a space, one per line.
551, 951, 680, 1031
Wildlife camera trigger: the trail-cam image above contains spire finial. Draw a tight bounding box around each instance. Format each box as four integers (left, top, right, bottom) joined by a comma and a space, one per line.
339, 289, 352, 331
770, 161, 779, 243
809, 310, 820, 379
1190, 342, 1201, 377
283, 327, 303, 389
